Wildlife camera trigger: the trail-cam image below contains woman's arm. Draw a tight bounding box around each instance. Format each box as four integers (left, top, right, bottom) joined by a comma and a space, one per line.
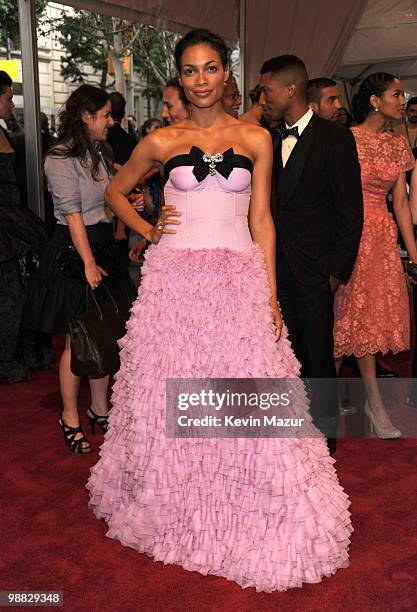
66, 213, 108, 288
392, 172, 417, 262
408, 160, 417, 224
105, 131, 179, 242
142, 165, 161, 182
248, 127, 282, 338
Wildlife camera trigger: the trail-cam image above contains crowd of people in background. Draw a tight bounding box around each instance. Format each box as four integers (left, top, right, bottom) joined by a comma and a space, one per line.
3, 22, 417, 592
1, 41, 417, 446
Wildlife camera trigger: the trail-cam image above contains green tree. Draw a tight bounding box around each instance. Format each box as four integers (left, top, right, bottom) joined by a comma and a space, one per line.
45, 8, 179, 104
0, 0, 47, 57
50, 11, 108, 89
133, 24, 180, 107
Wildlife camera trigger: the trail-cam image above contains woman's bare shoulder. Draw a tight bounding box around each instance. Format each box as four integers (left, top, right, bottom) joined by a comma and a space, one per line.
242, 121, 270, 138
228, 119, 270, 141
131, 125, 182, 162
234, 122, 272, 157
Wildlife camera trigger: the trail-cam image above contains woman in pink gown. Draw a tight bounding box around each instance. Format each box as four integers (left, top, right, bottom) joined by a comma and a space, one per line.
87, 29, 352, 592
334, 72, 417, 438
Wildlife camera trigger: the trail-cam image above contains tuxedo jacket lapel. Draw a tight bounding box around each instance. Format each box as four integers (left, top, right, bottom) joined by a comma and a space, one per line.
271, 132, 283, 217
276, 114, 318, 207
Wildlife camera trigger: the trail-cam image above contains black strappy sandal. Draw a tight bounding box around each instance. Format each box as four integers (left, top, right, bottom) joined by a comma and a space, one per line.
87, 407, 109, 435
59, 414, 92, 454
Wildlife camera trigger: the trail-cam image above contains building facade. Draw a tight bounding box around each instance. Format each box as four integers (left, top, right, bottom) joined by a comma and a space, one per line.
1, 2, 158, 129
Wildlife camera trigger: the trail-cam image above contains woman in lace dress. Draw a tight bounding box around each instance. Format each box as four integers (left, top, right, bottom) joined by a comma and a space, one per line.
334, 73, 417, 438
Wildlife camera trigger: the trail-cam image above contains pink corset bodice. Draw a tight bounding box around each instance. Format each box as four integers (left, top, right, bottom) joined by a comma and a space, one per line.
159, 147, 253, 250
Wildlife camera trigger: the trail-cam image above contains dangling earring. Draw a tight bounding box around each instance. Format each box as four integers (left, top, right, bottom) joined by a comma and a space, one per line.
374, 107, 379, 112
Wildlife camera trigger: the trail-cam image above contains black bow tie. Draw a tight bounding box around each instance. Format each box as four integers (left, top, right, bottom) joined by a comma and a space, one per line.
190, 146, 235, 182
278, 126, 299, 140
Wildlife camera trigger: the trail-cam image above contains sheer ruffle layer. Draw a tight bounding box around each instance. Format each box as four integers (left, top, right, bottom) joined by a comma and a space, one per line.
87, 245, 352, 592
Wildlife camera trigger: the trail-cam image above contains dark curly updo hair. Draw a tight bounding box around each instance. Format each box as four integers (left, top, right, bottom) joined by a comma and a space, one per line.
48, 84, 113, 180
352, 72, 398, 123
174, 28, 229, 72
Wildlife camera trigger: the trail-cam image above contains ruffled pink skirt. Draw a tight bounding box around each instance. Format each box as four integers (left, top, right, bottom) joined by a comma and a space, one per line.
87, 244, 352, 592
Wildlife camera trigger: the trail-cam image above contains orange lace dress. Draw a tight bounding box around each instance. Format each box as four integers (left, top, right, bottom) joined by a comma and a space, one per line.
333, 127, 415, 359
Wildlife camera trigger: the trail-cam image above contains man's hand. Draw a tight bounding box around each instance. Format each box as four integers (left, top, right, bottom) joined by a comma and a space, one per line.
405, 273, 417, 287
128, 192, 145, 211
330, 275, 340, 292
129, 238, 147, 263
115, 224, 127, 241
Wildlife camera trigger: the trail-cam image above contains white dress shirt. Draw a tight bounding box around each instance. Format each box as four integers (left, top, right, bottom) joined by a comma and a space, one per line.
281, 107, 314, 167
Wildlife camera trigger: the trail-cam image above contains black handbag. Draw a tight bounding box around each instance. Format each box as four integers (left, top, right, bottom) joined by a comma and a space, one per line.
69, 284, 131, 378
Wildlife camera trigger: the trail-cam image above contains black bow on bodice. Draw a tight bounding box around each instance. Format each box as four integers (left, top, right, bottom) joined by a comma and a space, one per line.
189, 146, 236, 182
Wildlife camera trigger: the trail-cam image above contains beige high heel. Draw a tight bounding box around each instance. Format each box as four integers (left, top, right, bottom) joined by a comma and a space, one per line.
364, 400, 401, 439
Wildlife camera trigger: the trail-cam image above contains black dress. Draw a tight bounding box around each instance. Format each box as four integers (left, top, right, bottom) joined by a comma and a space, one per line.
28, 222, 137, 335
26, 151, 137, 336
0, 147, 50, 383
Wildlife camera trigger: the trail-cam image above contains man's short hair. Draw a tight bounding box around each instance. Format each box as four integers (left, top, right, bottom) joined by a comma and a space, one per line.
307, 78, 337, 104
407, 96, 417, 110
165, 77, 188, 106
109, 91, 126, 122
260, 55, 308, 96
249, 84, 261, 105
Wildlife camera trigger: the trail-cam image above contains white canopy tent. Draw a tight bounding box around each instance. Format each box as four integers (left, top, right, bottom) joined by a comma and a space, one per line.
17, 0, 415, 217
336, 0, 417, 95
59, 0, 239, 41
60, 0, 417, 90
63, 0, 365, 92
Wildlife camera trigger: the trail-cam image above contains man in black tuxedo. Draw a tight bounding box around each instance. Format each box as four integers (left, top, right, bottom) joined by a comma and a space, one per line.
259, 55, 363, 449
107, 92, 137, 166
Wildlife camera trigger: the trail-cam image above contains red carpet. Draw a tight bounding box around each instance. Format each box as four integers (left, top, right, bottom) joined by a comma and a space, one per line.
1, 348, 417, 611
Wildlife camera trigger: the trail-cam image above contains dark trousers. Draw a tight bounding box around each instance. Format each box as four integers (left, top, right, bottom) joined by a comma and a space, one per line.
277, 258, 338, 437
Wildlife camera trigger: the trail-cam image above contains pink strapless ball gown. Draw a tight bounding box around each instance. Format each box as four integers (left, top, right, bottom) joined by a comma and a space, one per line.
87, 147, 352, 592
